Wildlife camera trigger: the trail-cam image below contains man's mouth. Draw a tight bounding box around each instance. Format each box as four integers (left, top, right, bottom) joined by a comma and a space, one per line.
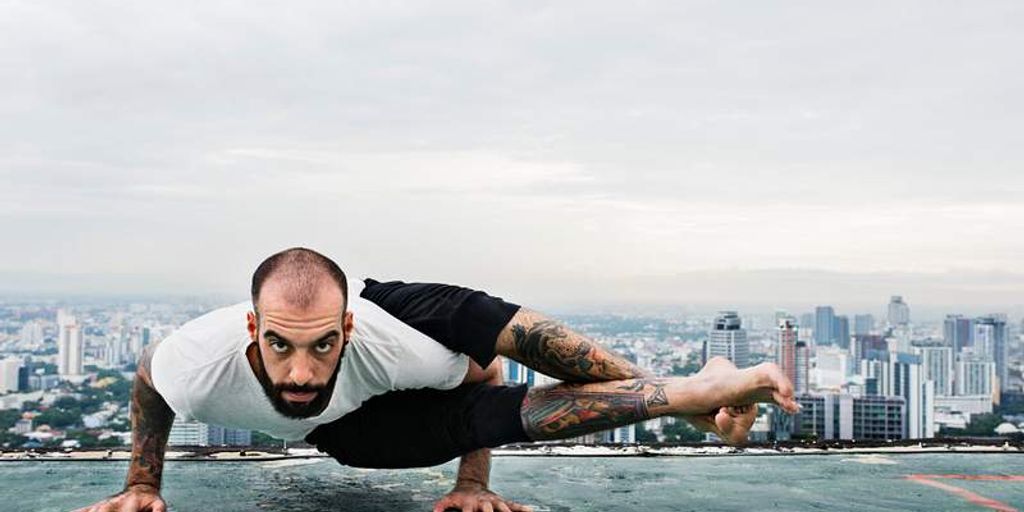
281, 390, 318, 403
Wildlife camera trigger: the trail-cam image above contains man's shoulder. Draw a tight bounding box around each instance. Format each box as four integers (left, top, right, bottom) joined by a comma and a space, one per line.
153, 302, 251, 371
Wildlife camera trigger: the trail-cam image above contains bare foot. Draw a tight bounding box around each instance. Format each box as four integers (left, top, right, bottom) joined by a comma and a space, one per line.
677, 357, 800, 415
683, 405, 758, 446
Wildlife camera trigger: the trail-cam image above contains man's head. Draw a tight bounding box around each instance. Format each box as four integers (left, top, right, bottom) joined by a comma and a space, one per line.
246, 247, 353, 419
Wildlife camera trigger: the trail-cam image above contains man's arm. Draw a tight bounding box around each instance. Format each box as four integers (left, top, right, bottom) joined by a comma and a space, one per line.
77, 343, 175, 512
125, 343, 175, 491
432, 360, 531, 512
495, 308, 650, 383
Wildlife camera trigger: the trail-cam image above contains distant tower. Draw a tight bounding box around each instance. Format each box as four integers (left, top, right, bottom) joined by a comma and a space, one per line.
887, 296, 910, 327
776, 318, 798, 387
814, 306, 836, 346
58, 312, 83, 377
943, 314, 974, 353
707, 311, 749, 368
854, 314, 875, 336
974, 315, 1008, 392
794, 341, 809, 394
833, 316, 851, 350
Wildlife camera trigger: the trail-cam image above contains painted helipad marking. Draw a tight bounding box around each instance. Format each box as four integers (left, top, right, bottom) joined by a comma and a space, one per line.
905, 474, 1023, 512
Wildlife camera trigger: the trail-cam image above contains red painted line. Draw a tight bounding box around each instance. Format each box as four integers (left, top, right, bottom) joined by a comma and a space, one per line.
905, 475, 1019, 512
909, 474, 1024, 482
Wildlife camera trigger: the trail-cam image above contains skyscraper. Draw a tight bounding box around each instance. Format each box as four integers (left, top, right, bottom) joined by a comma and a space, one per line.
916, 346, 954, 397
833, 315, 851, 350
814, 306, 835, 346
956, 357, 995, 397
854, 314, 875, 336
707, 311, 749, 368
887, 296, 910, 327
776, 318, 798, 387
861, 352, 935, 439
0, 358, 22, 393
58, 313, 83, 377
943, 315, 974, 353
794, 341, 809, 394
973, 315, 1008, 392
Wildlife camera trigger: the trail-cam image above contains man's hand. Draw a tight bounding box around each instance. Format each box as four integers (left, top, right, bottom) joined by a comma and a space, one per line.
73, 484, 166, 512
433, 482, 532, 512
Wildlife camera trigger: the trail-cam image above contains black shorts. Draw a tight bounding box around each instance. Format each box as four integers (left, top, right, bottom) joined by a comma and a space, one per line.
304, 279, 531, 469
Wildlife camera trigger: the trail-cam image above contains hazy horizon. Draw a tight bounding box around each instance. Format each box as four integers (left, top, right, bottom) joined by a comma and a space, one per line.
2, 2, 1022, 313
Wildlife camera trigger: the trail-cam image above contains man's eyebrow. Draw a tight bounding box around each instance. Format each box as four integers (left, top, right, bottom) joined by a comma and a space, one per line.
263, 330, 340, 346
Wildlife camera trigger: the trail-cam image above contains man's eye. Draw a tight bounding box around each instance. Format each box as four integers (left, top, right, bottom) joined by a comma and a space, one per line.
269, 341, 289, 353
314, 342, 333, 354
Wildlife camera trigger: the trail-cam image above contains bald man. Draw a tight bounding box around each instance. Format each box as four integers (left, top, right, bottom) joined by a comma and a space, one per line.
78, 248, 798, 512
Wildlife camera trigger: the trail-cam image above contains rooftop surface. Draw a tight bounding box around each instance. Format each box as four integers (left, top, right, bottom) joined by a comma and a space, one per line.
3, 453, 1024, 511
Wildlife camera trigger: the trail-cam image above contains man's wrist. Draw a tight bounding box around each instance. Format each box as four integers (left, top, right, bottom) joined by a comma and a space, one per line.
454, 477, 487, 490
124, 481, 160, 493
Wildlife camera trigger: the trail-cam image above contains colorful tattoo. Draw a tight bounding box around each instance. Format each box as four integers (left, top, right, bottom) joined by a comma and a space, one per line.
521, 379, 671, 440
509, 316, 646, 382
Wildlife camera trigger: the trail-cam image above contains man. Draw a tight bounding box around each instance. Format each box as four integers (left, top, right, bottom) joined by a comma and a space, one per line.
78, 248, 799, 512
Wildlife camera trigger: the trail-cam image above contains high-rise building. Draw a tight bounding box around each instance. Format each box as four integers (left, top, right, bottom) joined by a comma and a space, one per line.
707, 311, 749, 368
793, 394, 904, 440
58, 314, 84, 377
776, 318, 798, 387
854, 334, 887, 362
955, 358, 995, 397
794, 341, 809, 394
861, 352, 935, 439
0, 358, 23, 394
854, 315, 875, 336
19, 322, 44, 345
916, 346, 954, 397
974, 315, 1008, 392
887, 296, 910, 327
104, 336, 121, 368
943, 315, 973, 353
833, 316, 851, 350
814, 306, 836, 346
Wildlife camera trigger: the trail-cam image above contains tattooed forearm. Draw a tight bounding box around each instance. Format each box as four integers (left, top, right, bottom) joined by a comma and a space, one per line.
500, 310, 649, 382
125, 345, 175, 491
521, 378, 673, 440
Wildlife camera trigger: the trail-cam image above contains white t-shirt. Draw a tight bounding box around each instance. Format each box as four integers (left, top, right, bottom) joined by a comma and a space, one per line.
150, 280, 470, 441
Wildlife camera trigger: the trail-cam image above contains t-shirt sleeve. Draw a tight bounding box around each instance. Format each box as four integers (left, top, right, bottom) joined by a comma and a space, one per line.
394, 339, 471, 391
150, 334, 195, 420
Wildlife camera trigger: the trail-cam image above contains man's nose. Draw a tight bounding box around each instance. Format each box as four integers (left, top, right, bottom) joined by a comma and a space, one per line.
289, 354, 314, 385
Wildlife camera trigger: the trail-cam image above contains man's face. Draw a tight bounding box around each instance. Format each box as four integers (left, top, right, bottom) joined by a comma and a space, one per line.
246, 280, 353, 419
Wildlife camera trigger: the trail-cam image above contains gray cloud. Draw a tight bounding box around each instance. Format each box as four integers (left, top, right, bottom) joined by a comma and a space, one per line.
1, 1, 1022, 308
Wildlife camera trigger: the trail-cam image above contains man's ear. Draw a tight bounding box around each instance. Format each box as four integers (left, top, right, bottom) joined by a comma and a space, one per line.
343, 310, 354, 341
247, 311, 258, 343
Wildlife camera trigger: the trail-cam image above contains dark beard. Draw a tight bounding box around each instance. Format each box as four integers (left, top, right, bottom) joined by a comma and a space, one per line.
252, 345, 342, 419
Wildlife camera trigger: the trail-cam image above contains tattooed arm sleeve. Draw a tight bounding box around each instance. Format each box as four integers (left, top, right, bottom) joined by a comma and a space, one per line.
495, 308, 650, 382
124, 342, 175, 491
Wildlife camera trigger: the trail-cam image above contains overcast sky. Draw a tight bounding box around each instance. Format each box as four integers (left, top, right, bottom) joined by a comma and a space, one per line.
1, 1, 1022, 314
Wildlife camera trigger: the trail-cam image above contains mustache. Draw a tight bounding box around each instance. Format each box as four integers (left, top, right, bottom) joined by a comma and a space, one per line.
275, 383, 327, 394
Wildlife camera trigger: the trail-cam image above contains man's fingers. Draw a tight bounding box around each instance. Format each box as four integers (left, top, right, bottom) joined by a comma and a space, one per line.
481, 501, 495, 512
152, 499, 168, 512
433, 498, 456, 512
495, 501, 513, 512
508, 503, 533, 512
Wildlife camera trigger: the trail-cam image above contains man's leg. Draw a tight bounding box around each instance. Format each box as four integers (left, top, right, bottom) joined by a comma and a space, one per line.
495, 308, 798, 441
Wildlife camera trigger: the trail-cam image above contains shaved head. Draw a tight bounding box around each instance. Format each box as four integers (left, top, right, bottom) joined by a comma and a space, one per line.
251, 247, 349, 312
